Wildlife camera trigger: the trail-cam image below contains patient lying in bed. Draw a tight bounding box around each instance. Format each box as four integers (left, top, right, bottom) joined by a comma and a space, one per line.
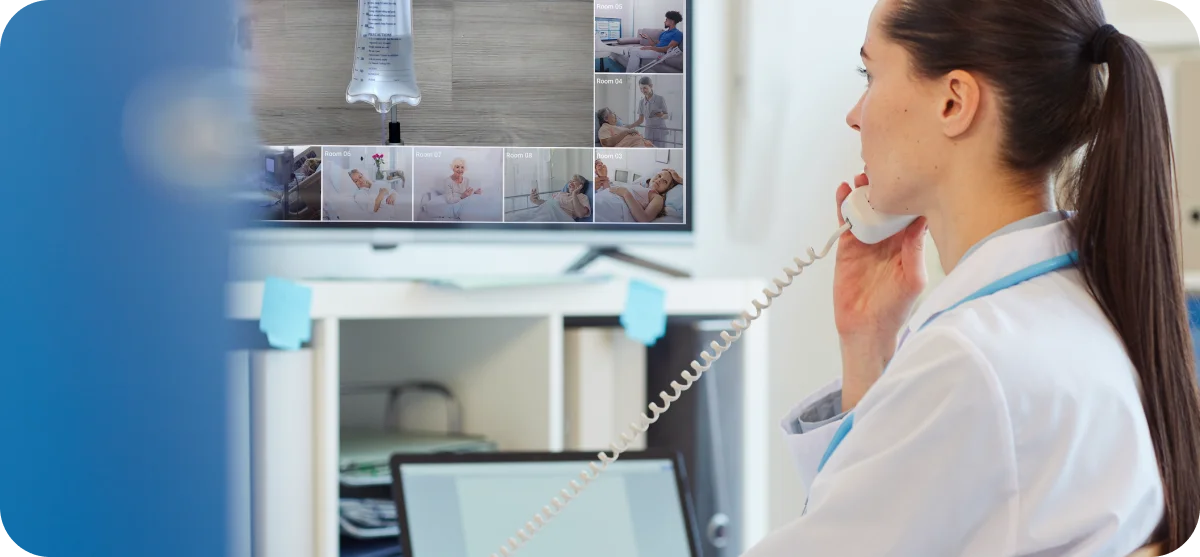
530, 174, 591, 220
349, 169, 399, 214
594, 160, 682, 223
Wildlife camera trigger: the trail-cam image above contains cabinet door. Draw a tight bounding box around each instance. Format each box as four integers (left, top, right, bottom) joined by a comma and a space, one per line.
647, 321, 744, 557
1177, 58, 1200, 271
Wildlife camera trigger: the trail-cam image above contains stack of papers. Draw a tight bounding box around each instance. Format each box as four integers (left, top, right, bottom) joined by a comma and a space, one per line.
339, 429, 497, 486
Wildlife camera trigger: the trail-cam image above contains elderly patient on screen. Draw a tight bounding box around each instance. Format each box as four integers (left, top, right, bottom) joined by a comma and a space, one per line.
530, 174, 591, 219
349, 169, 397, 213
443, 157, 483, 203
596, 160, 682, 223
597, 108, 655, 148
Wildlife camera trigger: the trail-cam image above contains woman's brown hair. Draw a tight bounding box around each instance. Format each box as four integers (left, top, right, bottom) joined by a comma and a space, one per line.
885, 0, 1200, 549
649, 171, 681, 217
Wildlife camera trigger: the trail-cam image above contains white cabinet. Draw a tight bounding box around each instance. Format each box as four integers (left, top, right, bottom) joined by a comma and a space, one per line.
227, 278, 772, 557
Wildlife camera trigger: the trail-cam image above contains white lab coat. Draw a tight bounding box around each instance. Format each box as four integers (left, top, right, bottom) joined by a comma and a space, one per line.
745, 218, 1164, 556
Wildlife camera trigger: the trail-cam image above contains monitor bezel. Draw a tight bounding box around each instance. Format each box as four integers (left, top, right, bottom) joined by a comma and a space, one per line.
247, 0, 693, 239
388, 448, 703, 557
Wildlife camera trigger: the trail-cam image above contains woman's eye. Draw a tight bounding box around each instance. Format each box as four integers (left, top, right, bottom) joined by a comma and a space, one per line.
857, 66, 871, 84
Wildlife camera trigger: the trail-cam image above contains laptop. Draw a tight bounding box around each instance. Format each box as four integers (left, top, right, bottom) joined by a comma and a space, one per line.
389, 449, 701, 557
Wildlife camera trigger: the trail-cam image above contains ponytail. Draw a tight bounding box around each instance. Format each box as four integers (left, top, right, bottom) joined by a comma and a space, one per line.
885, 0, 1200, 548
1068, 29, 1200, 551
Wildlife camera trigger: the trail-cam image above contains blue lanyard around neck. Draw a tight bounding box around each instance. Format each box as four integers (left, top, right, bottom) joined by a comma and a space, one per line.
815, 250, 1079, 475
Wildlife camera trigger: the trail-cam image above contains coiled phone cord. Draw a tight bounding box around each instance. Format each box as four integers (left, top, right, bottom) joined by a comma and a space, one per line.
489, 221, 852, 557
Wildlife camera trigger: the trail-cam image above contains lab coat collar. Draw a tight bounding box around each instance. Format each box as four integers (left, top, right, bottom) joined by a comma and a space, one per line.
903, 214, 1076, 335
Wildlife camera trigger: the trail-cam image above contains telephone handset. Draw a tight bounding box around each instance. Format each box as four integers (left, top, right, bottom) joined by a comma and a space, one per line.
488, 184, 915, 557
841, 185, 919, 245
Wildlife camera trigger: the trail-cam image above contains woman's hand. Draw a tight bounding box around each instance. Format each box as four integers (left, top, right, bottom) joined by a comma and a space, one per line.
833, 173, 928, 409
568, 182, 582, 195
609, 185, 629, 197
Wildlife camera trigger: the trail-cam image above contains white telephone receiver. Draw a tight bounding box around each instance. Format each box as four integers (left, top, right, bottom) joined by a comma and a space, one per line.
841, 185, 919, 244
488, 183, 917, 557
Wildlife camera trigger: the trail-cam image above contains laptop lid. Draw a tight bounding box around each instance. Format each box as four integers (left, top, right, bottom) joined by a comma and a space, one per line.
389, 449, 701, 557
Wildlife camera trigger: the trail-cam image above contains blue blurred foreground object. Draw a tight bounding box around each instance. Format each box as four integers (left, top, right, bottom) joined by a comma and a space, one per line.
260, 277, 314, 350
620, 279, 668, 346
0, 0, 245, 555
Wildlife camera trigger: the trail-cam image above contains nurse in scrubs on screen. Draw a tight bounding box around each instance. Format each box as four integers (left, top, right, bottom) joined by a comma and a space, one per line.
744, 0, 1200, 555
632, 77, 669, 146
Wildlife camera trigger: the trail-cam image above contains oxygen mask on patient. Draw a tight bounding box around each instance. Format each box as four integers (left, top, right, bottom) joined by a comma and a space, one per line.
346, 0, 422, 113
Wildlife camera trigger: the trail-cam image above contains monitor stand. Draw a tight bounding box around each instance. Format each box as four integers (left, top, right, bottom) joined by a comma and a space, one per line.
565, 247, 691, 278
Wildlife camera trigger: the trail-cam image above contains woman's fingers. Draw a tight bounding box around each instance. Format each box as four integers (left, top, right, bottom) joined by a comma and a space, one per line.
904, 216, 927, 246
836, 182, 852, 225
900, 217, 928, 277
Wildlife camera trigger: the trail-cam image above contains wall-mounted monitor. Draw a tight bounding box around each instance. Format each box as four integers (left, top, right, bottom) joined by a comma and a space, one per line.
595, 17, 623, 41
234, 0, 691, 246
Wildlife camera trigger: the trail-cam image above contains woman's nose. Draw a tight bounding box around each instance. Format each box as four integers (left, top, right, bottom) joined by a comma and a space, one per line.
846, 95, 864, 131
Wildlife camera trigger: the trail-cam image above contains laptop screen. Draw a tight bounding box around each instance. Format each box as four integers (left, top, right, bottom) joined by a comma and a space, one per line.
395, 456, 694, 557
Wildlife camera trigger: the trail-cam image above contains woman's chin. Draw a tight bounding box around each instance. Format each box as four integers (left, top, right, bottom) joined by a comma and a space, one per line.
864, 190, 906, 215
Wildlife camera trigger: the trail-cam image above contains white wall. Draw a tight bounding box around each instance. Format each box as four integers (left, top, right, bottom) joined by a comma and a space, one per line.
633, 0, 685, 35
330, 146, 410, 179
550, 149, 592, 189
387, 147, 412, 178
597, 148, 682, 184
504, 149, 549, 198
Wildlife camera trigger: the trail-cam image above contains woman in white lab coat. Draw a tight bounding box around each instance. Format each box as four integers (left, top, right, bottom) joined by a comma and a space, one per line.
745, 0, 1200, 555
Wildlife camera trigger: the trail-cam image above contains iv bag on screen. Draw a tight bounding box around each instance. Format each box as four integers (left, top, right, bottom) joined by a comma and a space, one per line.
346, 0, 422, 113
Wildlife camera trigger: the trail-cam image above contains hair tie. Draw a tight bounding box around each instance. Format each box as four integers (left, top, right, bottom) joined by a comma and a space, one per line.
1088, 24, 1119, 64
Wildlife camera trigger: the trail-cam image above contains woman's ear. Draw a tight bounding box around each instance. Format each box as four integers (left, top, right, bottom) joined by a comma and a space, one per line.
938, 70, 982, 139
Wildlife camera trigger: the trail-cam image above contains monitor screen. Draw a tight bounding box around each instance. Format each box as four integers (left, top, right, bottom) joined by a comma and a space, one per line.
394, 456, 695, 557
236, 0, 691, 237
